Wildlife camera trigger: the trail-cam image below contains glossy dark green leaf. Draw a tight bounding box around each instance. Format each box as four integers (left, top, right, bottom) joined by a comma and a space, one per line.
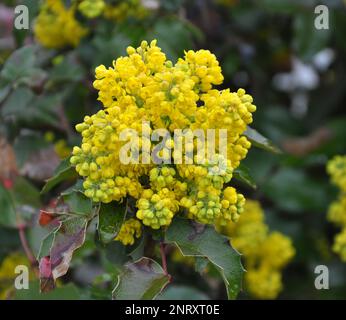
244, 126, 282, 154
41, 158, 77, 194
63, 191, 93, 217
113, 257, 170, 300
233, 164, 257, 189
98, 202, 127, 244
165, 218, 244, 299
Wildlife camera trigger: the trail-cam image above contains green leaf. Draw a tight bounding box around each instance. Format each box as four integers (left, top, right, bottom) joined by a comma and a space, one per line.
159, 285, 209, 300
41, 158, 77, 194
2, 89, 61, 127
128, 235, 145, 261
0, 84, 11, 104
165, 218, 244, 299
49, 57, 85, 83
244, 126, 282, 154
0, 46, 37, 83
38, 227, 59, 260
1, 87, 34, 117
61, 179, 83, 195
63, 191, 93, 217
233, 164, 257, 189
28, 222, 53, 259
262, 168, 332, 213
13, 176, 41, 208
113, 257, 170, 300
14, 133, 50, 167
194, 257, 209, 275
98, 202, 127, 244
0, 183, 17, 228
0, 177, 41, 228
103, 241, 130, 270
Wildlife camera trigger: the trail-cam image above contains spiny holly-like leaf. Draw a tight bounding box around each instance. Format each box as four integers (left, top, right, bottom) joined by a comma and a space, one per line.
233, 164, 257, 189
244, 126, 282, 154
41, 158, 77, 194
112, 257, 170, 300
165, 217, 244, 299
98, 202, 127, 245
39, 216, 88, 292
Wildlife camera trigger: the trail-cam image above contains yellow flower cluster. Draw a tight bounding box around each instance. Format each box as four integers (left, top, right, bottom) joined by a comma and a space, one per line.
78, 0, 105, 18
103, 0, 148, 22
71, 40, 256, 230
217, 200, 295, 299
327, 155, 346, 261
35, 0, 88, 49
0, 253, 29, 300
115, 218, 142, 246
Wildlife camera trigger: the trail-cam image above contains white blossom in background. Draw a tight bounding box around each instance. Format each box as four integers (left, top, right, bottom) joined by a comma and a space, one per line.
272, 49, 335, 118
141, 0, 160, 10
312, 48, 335, 72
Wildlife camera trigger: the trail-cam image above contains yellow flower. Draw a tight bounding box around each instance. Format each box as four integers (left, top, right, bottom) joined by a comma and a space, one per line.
327, 155, 346, 262
217, 200, 295, 299
333, 228, 346, 261
115, 219, 142, 246
259, 232, 295, 269
35, 0, 88, 48
103, 0, 148, 22
327, 155, 346, 192
71, 40, 256, 230
78, 0, 105, 18
245, 267, 282, 300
